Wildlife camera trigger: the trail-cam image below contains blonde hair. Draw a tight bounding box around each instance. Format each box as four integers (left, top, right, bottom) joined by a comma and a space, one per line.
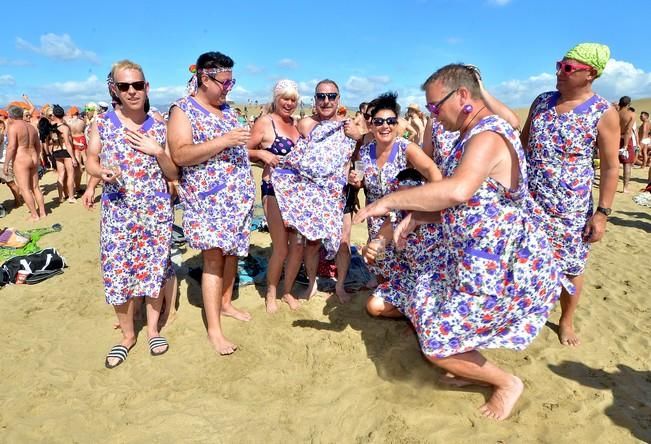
111, 59, 145, 81
270, 79, 299, 112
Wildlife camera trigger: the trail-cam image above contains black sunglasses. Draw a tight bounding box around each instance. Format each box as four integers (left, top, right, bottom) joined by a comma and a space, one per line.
315, 92, 338, 101
114, 81, 146, 92
371, 117, 399, 127
363, 113, 372, 120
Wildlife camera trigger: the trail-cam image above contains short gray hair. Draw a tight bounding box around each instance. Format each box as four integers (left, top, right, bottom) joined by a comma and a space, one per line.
421, 64, 481, 98
8, 106, 24, 119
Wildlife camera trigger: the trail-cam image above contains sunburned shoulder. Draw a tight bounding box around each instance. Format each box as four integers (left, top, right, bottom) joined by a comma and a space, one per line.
297, 116, 319, 137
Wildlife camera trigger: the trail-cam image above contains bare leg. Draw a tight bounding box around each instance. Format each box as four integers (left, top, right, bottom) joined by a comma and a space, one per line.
145, 293, 168, 355
303, 239, 320, 300
73, 152, 83, 193
158, 275, 178, 329
106, 299, 137, 367
6, 181, 23, 207
558, 274, 584, 346
221, 255, 251, 321
30, 167, 46, 218
623, 163, 632, 193
334, 213, 354, 303
55, 159, 66, 201
263, 195, 288, 313
281, 231, 303, 310
13, 162, 39, 220
366, 295, 403, 318
429, 351, 524, 421
202, 248, 236, 355
63, 158, 76, 202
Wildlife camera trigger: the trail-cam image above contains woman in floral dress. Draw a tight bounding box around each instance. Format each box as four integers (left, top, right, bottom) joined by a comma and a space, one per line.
355, 64, 562, 421
168, 51, 254, 355
86, 60, 178, 369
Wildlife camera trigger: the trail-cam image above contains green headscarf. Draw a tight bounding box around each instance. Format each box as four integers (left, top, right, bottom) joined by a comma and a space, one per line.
564, 43, 610, 77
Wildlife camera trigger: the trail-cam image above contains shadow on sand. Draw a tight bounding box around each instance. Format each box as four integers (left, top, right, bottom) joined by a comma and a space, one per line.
549, 361, 651, 442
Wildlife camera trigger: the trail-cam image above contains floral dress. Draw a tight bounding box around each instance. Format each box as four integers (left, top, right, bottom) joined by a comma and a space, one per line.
525, 91, 610, 276
271, 120, 356, 259
431, 118, 460, 166
408, 115, 562, 358
358, 137, 409, 277
98, 112, 173, 305
172, 96, 255, 256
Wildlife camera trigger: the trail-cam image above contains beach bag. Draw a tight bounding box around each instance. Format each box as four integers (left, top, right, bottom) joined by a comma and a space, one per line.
0, 248, 67, 286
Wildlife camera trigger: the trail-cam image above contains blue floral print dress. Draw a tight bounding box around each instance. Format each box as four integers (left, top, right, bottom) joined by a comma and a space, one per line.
271, 120, 356, 259
171, 96, 255, 256
98, 112, 174, 305
408, 116, 562, 358
525, 91, 610, 276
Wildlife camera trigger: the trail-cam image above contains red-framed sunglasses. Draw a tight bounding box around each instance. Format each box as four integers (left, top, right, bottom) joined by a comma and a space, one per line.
556, 60, 593, 75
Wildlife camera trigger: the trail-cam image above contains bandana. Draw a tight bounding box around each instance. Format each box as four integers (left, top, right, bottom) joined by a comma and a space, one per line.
564, 43, 610, 77
273, 79, 299, 98
187, 67, 232, 95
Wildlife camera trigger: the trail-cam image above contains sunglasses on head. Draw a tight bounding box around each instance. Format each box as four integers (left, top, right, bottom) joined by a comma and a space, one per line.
114, 81, 146, 92
315, 92, 338, 101
426, 88, 458, 115
371, 116, 399, 127
207, 76, 236, 92
556, 60, 593, 75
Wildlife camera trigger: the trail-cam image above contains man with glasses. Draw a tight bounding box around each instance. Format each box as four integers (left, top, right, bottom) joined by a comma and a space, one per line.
272, 79, 362, 304
520, 43, 620, 347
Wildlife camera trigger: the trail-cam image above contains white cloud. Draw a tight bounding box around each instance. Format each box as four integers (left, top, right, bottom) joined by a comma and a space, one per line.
344, 75, 390, 94
492, 72, 556, 108
492, 59, 651, 108
16, 33, 98, 63
0, 58, 29, 66
488, 0, 511, 5
298, 79, 318, 94
149, 85, 187, 106
278, 58, 298, 69
446, 37, 462, 45
246, 64, 263, 75
0, 75, 16, 86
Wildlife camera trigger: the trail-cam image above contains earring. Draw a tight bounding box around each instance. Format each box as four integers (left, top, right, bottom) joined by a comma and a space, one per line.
462, 104, 473, 114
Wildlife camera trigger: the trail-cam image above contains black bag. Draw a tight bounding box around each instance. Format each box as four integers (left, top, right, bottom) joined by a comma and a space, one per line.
0, 248, 67, 286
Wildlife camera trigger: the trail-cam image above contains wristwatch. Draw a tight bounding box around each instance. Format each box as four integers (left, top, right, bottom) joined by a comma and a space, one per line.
596, 206, 612, 216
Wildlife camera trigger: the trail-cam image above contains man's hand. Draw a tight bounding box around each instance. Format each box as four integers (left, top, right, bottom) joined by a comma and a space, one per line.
583, 212, 607, 243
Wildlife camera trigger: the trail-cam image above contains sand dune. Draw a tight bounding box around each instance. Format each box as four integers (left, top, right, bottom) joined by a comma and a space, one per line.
0, 166, 649, 443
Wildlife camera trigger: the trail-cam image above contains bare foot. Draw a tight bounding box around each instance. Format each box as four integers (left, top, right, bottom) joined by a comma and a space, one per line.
207, 331, 237, 355
334, 284, 354, 304
112, 321, 121, 330
303, 282, 317, 300
222, 303, 252, 322
622, 188, 631, 194
439, 372, 489, 387
478, 375, 524, 421
282, 293, 301, 310
67, 198, 76, 204
558, 320, 581, 346
266, 295, 279, 314
26, 215, 40, 222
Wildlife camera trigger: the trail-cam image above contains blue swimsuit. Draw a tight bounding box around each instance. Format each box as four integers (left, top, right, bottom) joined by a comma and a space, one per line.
261, 117, 295, 197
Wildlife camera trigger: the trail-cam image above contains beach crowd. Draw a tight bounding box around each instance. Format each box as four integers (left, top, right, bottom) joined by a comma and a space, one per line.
1, 41, 648, 421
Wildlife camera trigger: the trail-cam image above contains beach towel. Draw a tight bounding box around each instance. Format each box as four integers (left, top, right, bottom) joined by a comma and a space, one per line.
187, 254, 268, 288
0, 224, 63, 263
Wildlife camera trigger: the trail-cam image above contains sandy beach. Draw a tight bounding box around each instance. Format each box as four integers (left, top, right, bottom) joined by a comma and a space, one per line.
0, 165, 649, 443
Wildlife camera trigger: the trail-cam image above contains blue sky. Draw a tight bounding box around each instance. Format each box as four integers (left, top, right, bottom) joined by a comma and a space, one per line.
2, 0, 650, 111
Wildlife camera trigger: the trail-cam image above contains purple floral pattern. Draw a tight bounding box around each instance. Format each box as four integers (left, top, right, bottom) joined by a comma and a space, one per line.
358, 137, 409, 277
409, 115, 562, 358
271, 120, 356, 259
172, 96, 255, 256
97, 112, 173, 305
525, 91, 610, 276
